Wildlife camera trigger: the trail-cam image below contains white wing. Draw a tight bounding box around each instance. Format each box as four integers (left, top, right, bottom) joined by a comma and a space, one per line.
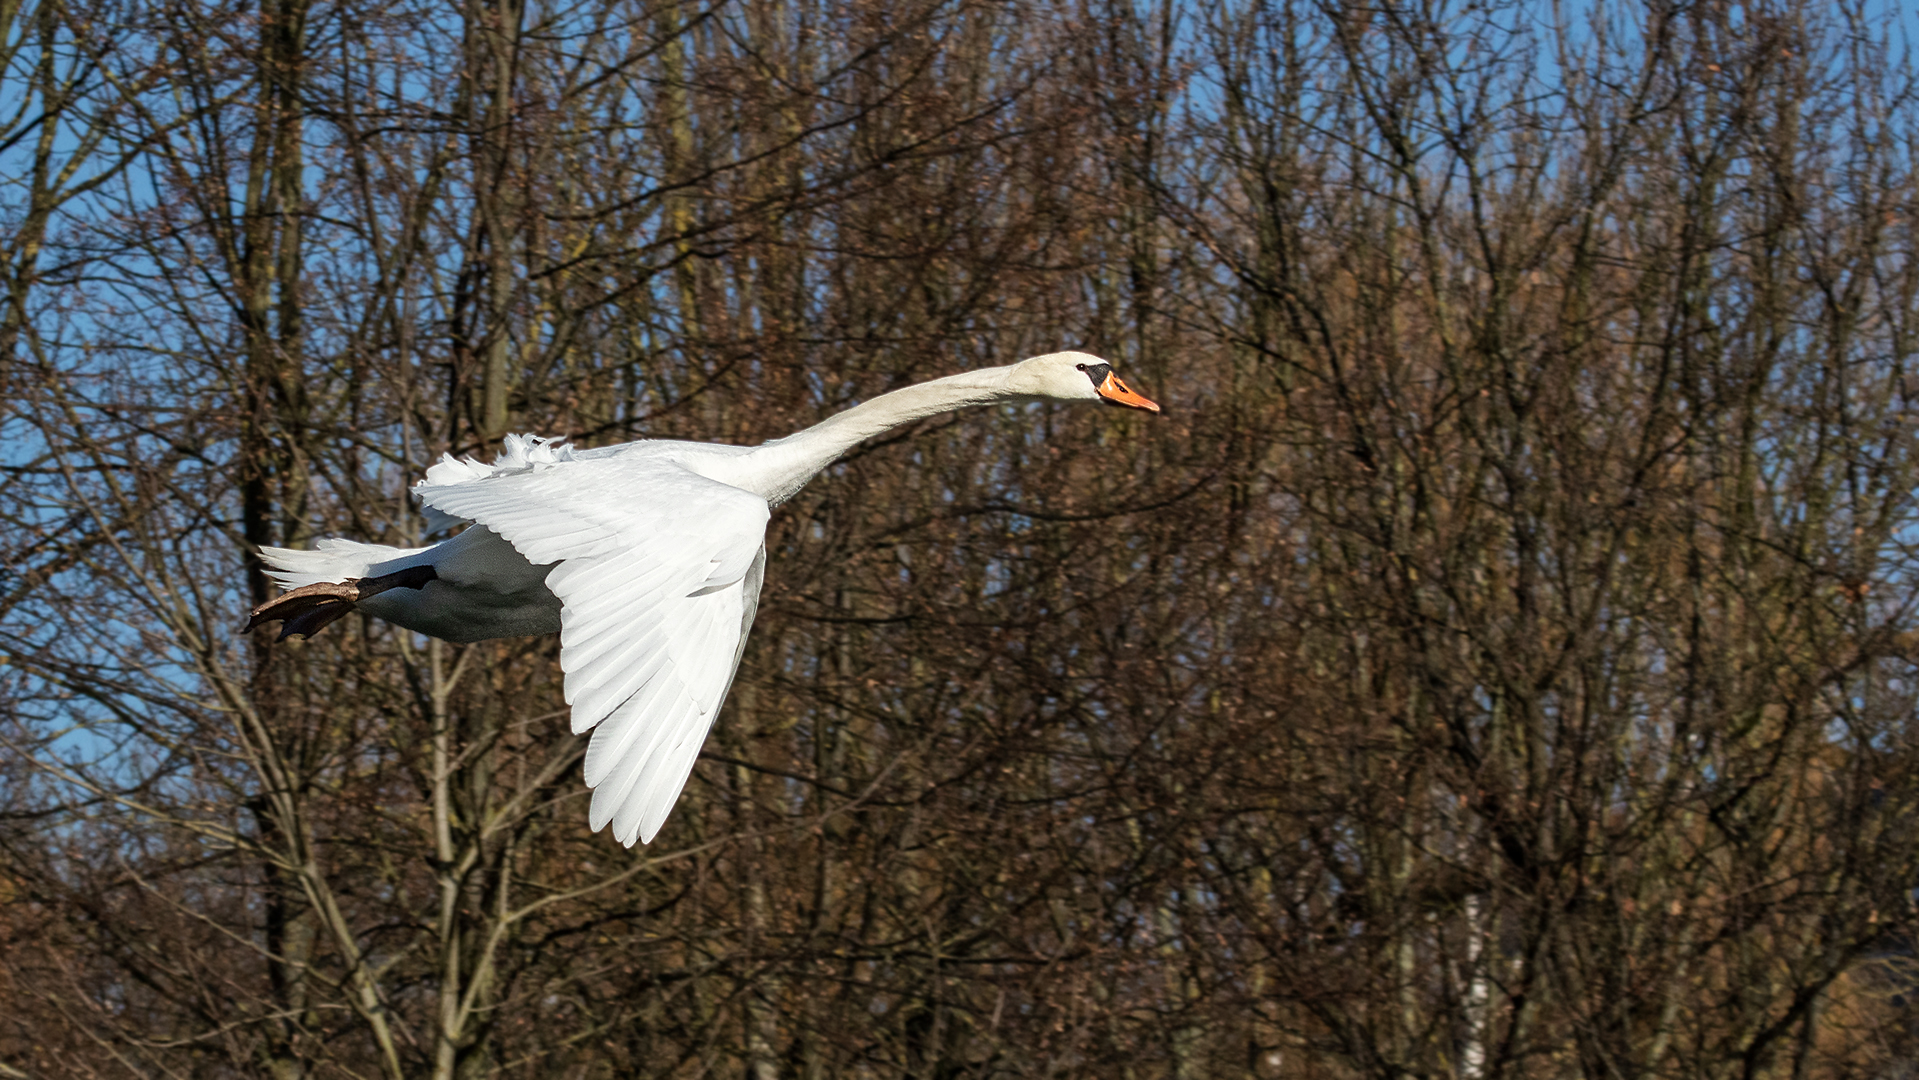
416, 447, 770, 845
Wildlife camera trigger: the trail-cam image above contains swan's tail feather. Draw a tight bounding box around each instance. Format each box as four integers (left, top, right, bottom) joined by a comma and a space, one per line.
256, 537, 429, 590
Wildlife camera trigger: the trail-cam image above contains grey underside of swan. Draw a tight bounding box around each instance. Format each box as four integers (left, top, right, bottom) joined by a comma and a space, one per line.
249, 352, 1151, 845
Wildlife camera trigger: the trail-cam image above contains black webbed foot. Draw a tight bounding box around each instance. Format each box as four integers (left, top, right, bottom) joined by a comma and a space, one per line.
246, 565, 438, 640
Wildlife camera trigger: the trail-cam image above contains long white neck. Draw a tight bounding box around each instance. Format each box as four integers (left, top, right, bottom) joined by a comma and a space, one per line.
720, 366, 1019, 504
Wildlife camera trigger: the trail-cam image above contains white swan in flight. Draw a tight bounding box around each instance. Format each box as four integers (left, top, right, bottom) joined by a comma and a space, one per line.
247, 351, 1159, 845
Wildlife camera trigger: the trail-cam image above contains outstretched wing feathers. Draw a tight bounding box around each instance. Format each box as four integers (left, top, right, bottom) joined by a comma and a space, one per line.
415, 448, 770, 846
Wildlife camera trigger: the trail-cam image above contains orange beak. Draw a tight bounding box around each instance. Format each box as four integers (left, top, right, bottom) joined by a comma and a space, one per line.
1097, 371, 1161, 413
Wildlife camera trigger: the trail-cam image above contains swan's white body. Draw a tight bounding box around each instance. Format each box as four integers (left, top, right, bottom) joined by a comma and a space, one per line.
255, 352, 1157, 845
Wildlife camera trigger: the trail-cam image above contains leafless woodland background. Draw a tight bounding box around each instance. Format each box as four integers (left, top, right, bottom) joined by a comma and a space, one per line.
4, 0, 1919, 1075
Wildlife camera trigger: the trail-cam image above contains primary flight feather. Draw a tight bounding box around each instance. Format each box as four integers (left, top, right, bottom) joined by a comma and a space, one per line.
248, 351, 1160, 845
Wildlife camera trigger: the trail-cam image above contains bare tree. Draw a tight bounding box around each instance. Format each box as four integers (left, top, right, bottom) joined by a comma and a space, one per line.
4, 0, 1918, 1076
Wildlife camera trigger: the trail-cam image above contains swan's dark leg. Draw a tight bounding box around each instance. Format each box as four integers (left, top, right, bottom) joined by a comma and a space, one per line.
246, 565, 438, 640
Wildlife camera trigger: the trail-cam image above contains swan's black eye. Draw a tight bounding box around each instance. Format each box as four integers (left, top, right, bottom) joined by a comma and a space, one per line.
1075, 363, 1086, 370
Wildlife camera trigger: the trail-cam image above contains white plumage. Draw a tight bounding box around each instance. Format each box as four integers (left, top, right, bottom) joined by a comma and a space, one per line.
250, 351, 1159, 845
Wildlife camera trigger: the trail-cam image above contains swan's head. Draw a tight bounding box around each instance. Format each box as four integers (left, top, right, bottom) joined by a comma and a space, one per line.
1004, 351, 1161, 413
